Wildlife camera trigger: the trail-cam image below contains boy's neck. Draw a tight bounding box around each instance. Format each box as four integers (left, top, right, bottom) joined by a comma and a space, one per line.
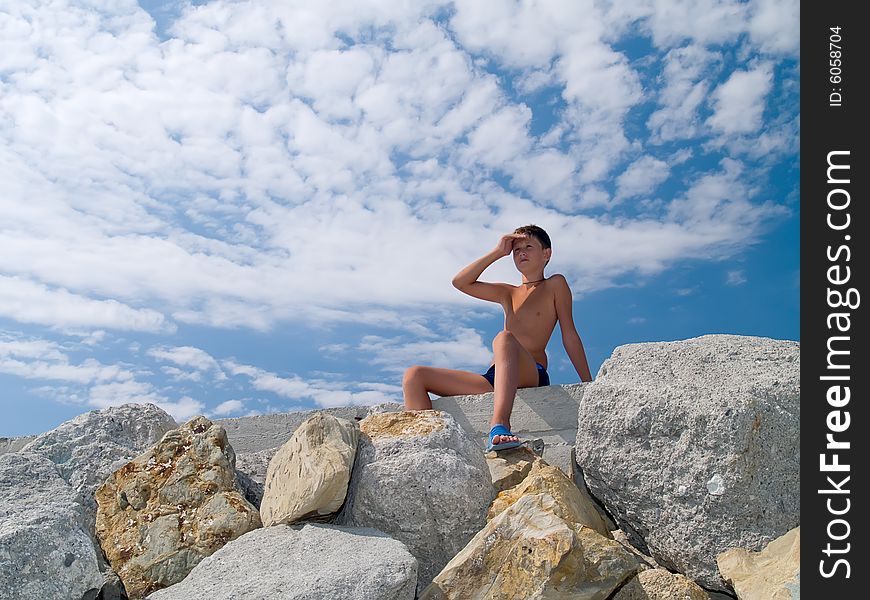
521, 272, 546, 285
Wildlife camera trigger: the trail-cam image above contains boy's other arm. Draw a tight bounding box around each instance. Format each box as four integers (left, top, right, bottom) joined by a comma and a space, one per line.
452, 234, 524, 304
553, 275, 593, 382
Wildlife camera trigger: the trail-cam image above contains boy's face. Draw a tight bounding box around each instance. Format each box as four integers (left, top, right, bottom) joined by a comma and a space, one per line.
511, 234, 551, 271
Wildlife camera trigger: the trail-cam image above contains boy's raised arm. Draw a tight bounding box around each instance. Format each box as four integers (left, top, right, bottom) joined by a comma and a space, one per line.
553, 275, 593, 382
452, 233, 524, 303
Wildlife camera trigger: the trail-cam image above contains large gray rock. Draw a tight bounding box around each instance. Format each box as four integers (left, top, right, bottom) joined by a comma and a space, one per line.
337, 410, 494, 594
21, 403, 177, 529
0, 452, 103, 599
234, 447, 278, 508
146, 524, 417, 600
0, 435, 35, 455
575, 335, 799, 591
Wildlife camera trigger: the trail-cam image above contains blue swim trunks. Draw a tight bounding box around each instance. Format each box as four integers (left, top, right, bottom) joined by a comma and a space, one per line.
482, 363, 550, 388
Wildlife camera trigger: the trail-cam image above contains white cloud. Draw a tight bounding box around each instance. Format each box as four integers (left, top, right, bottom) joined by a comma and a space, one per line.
157, 397, 206, 423
615, 156, 671, 201
211, 399, 244, 416
148, 345, 224, 374
0, 276, 174, 333
598, 0, 748, 49
0, 336, 134, 385
726, 270, 747, 285
221, 359, 395, 408
648, 44, 720, 143
359, 328, 492, 372
0, 0, 794, 333
748, 0, 800, 55
707, 65, 774, 135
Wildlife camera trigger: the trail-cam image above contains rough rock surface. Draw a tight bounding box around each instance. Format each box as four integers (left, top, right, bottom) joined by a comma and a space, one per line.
0, 452, 103, 600
0, 435, 35, 455
488, 460, 612, 537
421, 493, 639, 600
717, 526, 800, 600
486, 446, 542, 492
575, 335, 799, 590
260, 413, 359, 525
146, 524, 417, 600
95, 416, 261, 599
337, 410, 494, 594
21, 403, 177, 528
614, 568, 712, 599
612, 529, 660, 570
234, 447, 278, 507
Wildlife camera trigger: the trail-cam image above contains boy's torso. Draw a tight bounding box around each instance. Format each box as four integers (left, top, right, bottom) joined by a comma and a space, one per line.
500, 278, 558, 367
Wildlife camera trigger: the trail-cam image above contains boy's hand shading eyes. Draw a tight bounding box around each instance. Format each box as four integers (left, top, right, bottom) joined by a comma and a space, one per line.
494, 233, 527, 257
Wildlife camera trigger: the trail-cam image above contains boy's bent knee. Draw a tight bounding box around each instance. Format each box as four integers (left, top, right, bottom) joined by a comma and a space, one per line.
493, 330, 517, 346
403, 365, 425, 385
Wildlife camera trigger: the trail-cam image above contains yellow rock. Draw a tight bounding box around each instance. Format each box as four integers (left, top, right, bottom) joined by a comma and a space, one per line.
361, 409, 446, 438
717, 526, 800, 600
421, 493, 639, 600
260, 413, 358, 526
613, 568, 711, 599
486, 446, 542, 492
95, 416, 261, 599
488, 461, 612, 538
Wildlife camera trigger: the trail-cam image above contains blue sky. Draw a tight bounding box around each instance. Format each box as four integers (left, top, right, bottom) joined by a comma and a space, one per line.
1, 0, 799, 436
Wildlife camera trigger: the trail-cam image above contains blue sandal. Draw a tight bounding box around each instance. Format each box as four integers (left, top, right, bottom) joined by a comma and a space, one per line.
487, 424, 522, 452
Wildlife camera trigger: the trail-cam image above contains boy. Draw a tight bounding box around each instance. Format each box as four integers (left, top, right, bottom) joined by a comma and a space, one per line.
402, 225, 593, 451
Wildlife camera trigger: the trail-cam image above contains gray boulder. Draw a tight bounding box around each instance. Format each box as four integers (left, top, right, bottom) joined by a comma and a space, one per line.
21, 403, 177, 529
575, 334, 799, 591
234, 447, 277, 508
0, 452, 103, 599
0, 435, 35, 455
146, 524, 417, 600
337, 410, 494, 594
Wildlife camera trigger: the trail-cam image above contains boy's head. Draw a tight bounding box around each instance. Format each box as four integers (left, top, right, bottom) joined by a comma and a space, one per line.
512, 224, 552, 267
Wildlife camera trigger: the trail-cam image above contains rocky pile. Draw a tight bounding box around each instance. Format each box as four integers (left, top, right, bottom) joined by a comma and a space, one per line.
0, 334, 799, 600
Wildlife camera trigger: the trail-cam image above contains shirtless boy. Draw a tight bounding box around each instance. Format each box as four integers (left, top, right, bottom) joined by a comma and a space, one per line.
402, 224, 593, 451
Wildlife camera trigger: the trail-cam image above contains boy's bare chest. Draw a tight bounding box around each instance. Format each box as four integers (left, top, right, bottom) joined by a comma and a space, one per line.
505, 286, 556, 323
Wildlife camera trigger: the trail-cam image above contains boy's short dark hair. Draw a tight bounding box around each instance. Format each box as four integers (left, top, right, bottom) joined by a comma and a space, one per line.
513, 224, 551, 250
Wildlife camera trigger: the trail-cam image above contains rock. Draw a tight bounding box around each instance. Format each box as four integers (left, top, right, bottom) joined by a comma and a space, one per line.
146, 524, 417, 600
486, 445, 541, 492
717, 526, 800, 600
234, 447, 279, 508
575, 335, 799, 590
421, 493, 639, 600
95, 416, 261, 599
0, 452, 103, 599
612, 529, 660, 570
0, 435, 35, 455
488, 460, 612, 538
260, 413, 359, 525
614, 568, 712, 599
21, 403, 177, 529
337, 410, 494, 594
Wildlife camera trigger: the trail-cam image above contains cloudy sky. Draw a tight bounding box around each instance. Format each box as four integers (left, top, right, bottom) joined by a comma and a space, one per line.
1, 0, 799, 436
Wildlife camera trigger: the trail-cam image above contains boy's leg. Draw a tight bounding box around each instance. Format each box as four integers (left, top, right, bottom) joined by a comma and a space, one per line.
402, 366, 495, 410
490, 330, 540, 444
